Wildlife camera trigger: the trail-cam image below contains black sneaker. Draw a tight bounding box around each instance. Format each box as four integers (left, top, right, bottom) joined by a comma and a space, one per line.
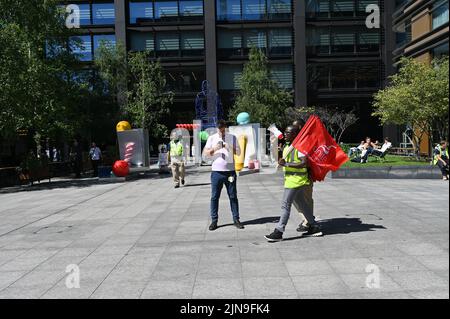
181, 179, 185, 185
174, 184, 180, 189
209, 222, 218, 231
234, 220, 245, 229
265, 229, 283, 242
302, 224, 323, 237
296, 221, 309, 233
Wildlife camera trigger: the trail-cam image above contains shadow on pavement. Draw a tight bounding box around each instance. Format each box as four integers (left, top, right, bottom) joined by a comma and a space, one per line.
243, 217, 280, 226
282, 217, 386, 241
184, 183, 211, 188
0, 171, 172, 194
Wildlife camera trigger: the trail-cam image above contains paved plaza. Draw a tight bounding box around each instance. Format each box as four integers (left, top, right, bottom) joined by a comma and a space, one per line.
0, 168, 448, 299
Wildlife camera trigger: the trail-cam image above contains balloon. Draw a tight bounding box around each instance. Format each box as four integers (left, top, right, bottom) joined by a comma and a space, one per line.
113, 160, 130, 177
199, 131, 209, 142
237, 112, 250, 125
116, 121, 131, 132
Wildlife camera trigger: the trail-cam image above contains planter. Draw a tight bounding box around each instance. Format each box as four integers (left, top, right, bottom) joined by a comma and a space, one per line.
332, 165, 442, 179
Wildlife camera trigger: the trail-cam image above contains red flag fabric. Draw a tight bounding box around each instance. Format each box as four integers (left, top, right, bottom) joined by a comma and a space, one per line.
291, 115, 349, 182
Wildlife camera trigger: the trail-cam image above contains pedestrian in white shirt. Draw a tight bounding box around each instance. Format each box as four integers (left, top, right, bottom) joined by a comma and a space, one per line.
203, 120, 244, 231
89, 142, 102, 177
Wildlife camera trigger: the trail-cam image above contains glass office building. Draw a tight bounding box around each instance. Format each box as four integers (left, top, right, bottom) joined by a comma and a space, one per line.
60, 0, 395, 139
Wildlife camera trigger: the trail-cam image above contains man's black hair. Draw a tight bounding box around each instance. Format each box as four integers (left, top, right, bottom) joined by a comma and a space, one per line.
217, 120, 227, 128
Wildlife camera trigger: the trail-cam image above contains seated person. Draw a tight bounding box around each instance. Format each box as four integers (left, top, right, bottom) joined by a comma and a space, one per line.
348, 141, 365, 157
361, 137, 377, 163
434, 140, 449, 181
372, 137, 392, 157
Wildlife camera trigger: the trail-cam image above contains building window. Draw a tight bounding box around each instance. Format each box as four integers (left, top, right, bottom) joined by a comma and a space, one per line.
70, 35, 93, 61
131, 31, 204, 57
93, 34, 116, 57
243, 29, 267, 54
129, 1, 154, 23
78, 3, 92, 26
332, 0, 354, 17
130, 32, 156, 52
217, 28, 292, 58
271, 64, 293, 89
218, 30, 243, 57
179, 0, 204, 18
269, 29, 293, 55
155, 1, 179, 21
332, 31, 355, 53
217, 0, 242, 21
165, 67, 205, 93
181, 31, 205, 56
130, 1, 204, 23
268, 0, 292, 19
432, 0, 449, 30
92, 3, 115, 25
243, 0, 267, 20
218, 64, 243, 90
357, 32, 379, 52
432, 42, 449, 58
356, 63, 380, 88
217, 0, 292, 21
156, 33, 180, 57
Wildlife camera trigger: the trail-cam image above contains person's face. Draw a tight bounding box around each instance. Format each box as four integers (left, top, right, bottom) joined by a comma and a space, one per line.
92, 143, 96, 148
218, 126, 226, 136
441, 142, 448, 149
284, 127, 297, 143
366, 138, 371, 143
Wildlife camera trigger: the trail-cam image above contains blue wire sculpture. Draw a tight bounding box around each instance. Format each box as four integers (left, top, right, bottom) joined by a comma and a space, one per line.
195, 80, 223, 130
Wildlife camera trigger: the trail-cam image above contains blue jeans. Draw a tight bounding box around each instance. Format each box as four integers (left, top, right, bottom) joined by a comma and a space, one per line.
210, 171, 240, 223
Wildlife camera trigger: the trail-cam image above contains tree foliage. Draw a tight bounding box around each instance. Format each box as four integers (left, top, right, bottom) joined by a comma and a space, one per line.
286, 106, 358, 143
95, 45, 174, 139
373, 57, 449, 155
0, 0, 85, 140
228, 47, 293, 127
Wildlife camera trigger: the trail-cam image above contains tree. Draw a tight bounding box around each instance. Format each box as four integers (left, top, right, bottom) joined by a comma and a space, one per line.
127, 51, 173, 138
95, 45, 174, 139
228, 47, 293, 127
0, 0, 86, 142
372, 57, 449, 157
285, 106, 358, 143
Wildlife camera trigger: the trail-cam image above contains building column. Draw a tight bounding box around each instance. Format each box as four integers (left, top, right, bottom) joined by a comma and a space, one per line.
382, 0, 395, 85
114, 0, 127, 47
294, 0, 307, 107
204, 0, 218, 91
114, 0, 127, 112
382, 0, 398, 144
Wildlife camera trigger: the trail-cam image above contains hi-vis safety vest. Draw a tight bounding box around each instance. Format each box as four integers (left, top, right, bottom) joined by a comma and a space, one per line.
434, 147, 449, 165
283, 145, 311, 189
170, 141, 183, 158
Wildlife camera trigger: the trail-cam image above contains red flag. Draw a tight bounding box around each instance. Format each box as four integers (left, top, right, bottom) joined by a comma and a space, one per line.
291, 115, 349, 182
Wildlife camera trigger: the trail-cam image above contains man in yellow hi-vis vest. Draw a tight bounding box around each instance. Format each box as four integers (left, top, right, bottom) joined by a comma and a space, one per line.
169, 134, 185, 188
265, 126, 323, 242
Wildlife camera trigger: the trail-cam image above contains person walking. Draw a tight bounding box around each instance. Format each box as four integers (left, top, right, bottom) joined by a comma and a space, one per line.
89, 142, 102, 178
70, 139, 83, 178
434, 140, 449, 181
265, 125, 322, 242
204, 120, 244, 231
170, 134, 186, 188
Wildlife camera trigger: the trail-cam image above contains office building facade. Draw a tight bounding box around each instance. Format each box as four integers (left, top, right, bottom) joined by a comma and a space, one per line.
390, 0, 449, 151
62, 0, 395, 140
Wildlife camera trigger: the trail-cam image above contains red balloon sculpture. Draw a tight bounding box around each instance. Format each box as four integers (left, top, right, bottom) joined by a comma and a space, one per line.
113, 160, 130, 177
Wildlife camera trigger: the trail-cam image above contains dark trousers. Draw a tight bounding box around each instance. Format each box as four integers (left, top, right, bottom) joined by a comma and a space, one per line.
437, 160, 449, 177
92, 160, 100, 177
210, 171, 240, 223
74, 160, 82, 178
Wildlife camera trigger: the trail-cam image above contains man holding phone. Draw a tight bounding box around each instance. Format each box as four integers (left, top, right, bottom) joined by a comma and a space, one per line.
204, 120, 244, 231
